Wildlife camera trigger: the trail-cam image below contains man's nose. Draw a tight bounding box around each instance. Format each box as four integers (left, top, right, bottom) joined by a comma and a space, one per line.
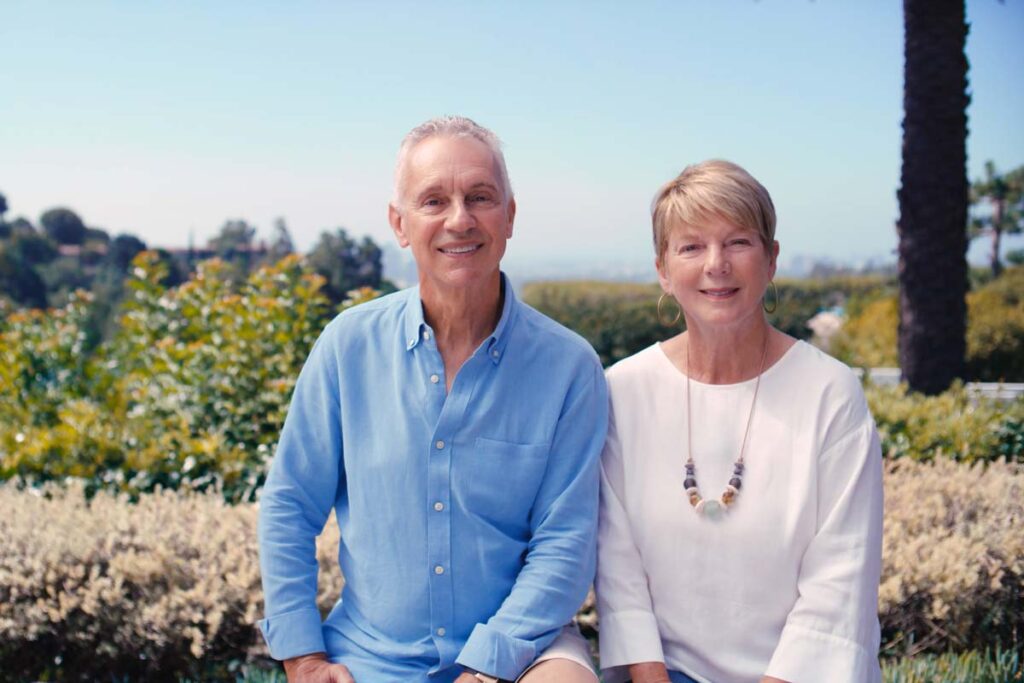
445, 199, 475, 231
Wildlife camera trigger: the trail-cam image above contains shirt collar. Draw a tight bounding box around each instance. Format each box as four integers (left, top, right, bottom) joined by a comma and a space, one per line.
402, 272, 518, 365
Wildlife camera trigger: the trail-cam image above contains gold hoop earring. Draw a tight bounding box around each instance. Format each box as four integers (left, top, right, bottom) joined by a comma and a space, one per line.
658, 292, 682, 326
762, 281, 779, 314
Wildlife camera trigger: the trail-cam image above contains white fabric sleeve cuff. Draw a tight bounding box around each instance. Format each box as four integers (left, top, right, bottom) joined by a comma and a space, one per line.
598, 609, 665, 677
766, 623, 881, 683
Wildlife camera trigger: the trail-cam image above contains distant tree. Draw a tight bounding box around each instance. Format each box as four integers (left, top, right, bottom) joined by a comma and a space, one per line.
208, 219, 259, 279
307, 228, 383, 304
208, 219, 256, 257
0, 250, 48, 308
40, 208, 88, 246
0, 192, 7, 222
268, 218, 295, 263
84, 227, 111, 245
969, 161, 1024, 278
8, 231, 58, 266
896, 0, 970, 395
7, 217, 36, 236
107, 234, 148, 272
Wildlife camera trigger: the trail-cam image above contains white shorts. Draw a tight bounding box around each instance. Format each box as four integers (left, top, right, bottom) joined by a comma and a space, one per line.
515, 623, 597, 681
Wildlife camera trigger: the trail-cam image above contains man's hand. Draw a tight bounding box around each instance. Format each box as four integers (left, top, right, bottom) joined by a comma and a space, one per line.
454, 673, 481, 683
627, 662, 672, 683
283, 653, 355, 683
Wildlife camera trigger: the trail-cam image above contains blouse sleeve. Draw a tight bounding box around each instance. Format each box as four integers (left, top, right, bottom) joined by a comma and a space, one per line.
596, 404, 666, 682
764, 416, 884, 683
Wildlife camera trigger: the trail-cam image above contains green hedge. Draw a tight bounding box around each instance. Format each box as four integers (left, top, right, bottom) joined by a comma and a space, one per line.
867, 383, 1024, 463
523, 275, 895, 367
834, 266, 1024, 381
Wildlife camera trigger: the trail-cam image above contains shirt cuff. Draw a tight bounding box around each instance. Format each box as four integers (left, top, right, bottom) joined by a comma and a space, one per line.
258, 607, 327, 661
597, 609, 665, 673
766, 623, 881, 683
456, 623, 538, 681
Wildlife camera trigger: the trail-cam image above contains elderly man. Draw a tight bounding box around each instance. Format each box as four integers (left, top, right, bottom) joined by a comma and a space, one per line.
258, 116, 608, 683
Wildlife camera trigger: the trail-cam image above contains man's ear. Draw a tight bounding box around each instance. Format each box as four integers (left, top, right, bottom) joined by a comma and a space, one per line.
505, 197, 516, 239
388, 203, 410, 248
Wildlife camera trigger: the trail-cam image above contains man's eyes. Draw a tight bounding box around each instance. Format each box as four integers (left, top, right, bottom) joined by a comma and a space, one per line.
421, 194, 495, 207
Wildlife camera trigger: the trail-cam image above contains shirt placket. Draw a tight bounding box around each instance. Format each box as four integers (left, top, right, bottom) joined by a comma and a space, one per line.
419, 327, 477, 671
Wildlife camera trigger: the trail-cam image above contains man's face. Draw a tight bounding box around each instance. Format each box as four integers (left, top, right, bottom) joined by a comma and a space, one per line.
388, 135, 515, 293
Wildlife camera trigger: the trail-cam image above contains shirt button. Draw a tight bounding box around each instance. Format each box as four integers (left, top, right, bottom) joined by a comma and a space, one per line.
434, 565, 445, 575
423, 330, 431, 341
491, 349, 500, 358
433, 501, 444, 512
436, 627, 446, 636
435, 440, 445, 450
430, 374, 440, 384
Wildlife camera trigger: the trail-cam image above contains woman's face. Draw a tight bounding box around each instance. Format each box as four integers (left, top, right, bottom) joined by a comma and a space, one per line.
657, 214, 778, 334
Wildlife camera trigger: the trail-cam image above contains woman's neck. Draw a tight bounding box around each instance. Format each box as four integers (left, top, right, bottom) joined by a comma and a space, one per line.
678, 317, 773, 385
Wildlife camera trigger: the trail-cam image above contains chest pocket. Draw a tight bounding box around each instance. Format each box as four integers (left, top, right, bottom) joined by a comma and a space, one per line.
456, 436, 550, 532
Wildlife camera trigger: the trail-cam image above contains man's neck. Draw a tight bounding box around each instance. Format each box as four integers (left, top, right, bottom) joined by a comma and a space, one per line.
420, 271, 504, 390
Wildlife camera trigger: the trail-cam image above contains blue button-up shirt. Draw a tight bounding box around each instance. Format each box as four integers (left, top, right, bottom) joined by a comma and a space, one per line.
258, 276, 608, 682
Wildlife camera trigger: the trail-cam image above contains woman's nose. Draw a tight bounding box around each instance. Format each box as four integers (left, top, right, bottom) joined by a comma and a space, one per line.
704, 246, 731, 275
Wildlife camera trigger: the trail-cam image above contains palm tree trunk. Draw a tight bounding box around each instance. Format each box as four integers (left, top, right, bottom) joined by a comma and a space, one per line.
897, 0, 970, 394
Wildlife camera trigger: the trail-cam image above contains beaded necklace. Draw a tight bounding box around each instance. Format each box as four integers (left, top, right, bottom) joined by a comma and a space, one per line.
683, 330, 769, 519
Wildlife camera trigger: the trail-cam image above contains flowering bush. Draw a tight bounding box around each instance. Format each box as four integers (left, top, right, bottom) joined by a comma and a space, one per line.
0, 253, 381, 501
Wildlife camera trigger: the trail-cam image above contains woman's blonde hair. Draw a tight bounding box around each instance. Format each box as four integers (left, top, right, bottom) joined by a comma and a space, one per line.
651, 159, 776, 264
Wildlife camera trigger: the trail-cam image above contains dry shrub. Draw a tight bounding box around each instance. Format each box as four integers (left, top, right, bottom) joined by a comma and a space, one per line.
880, 457, 1024, 654
0, 483, 344, 681
2, 459, 1021, 679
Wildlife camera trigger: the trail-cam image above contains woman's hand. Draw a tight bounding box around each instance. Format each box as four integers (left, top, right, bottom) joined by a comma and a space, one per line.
760, 677, 791, 683
628, 661, 672, 683
283, 653, 355, 682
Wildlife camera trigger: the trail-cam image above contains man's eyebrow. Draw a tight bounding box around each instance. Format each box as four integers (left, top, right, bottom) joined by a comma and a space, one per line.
411, 184, 443, 201
467, 181, 499, 192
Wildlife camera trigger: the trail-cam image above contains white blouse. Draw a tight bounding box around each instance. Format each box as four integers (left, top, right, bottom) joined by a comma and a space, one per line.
596, 341, 883, 683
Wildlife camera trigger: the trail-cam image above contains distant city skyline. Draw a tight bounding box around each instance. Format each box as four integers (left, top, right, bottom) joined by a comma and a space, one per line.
2, 1, 1022, 281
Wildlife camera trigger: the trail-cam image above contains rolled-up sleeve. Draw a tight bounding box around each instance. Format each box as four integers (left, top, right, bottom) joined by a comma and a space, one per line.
765, 419, 884, 683
456, 361, 609, 680
257, 328, 344, 661
595, 407, 665, 682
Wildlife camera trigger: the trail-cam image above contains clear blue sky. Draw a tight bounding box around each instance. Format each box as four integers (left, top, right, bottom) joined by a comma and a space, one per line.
2, 1, 1022, 277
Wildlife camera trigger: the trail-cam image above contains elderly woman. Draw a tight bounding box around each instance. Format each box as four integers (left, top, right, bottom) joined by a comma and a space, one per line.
595, 160, 883, 683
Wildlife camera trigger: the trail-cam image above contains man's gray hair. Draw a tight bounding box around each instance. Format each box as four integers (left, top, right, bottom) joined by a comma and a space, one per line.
392, 115, 513, 208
